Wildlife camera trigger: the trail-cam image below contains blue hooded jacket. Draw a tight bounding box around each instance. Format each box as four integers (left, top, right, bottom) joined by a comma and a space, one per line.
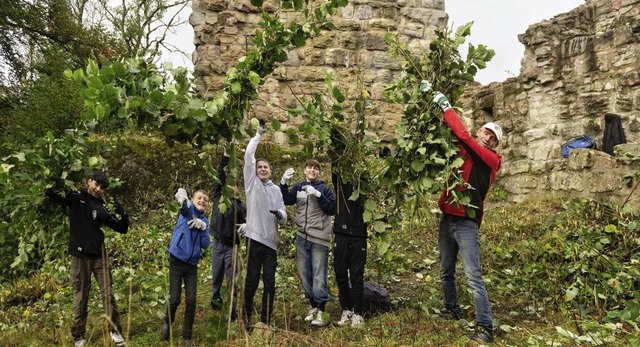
168, 202, 211, 265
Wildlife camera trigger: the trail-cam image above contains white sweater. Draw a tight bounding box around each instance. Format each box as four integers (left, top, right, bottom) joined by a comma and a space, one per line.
243, 133, 287, 251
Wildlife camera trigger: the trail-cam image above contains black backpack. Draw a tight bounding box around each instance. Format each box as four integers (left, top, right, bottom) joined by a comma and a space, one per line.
362, 282, 392, 317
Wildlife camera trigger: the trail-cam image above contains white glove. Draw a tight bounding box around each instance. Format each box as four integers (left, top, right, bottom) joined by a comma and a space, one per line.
188, 217, 207, 230
237, 223, 246, 237
175, 188, 191, 207
303, 185, 321, 198
419, 80, 432, 93
257, 119, 266, 135
281, 168, 295, 185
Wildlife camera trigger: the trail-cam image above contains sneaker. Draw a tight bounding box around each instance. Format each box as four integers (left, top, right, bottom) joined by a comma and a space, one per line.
336, 310, 353, 327
110, 331, 125, 346
74, 340, 86, 347
350, 314, 364, 328
437, 308, 462, 321
304, 307, 318, 322
469, 326, 493, 343
160, 321, 170, 340
310, 310, 328, 327
183, 339, 196, 347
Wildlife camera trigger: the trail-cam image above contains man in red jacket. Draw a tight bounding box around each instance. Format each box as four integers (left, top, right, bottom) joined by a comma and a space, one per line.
421, 81, 503, 343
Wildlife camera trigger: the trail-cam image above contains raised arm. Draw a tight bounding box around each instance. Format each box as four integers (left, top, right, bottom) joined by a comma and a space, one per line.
213, 154, 230, 199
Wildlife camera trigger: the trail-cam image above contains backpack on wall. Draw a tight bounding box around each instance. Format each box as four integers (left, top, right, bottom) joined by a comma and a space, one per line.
362, 282, 392, 317
561, 135, 596, 158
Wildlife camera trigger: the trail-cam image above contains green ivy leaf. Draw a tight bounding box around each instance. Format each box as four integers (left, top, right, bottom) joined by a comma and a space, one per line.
411, 160, 425, 172
373, 221, 386, 233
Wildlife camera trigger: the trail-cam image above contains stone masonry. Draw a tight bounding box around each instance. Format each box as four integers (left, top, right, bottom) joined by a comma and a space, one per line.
460, 0, 640, 207
190, 0, 640, 207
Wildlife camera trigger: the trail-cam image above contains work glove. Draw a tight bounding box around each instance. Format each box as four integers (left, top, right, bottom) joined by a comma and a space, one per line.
257, 119, 266, 135
113, 201, 127, 216
280, 168, 295, 185
175, 188, 192, 208
303, 185, 321, 198
432, 92, 452, 112
420, 80, 452, 112
237, 223, 247, 237
175, 188, 188, 204
188, 217, 207, 230
269, 209, 284, 221
419, 80, 432, 93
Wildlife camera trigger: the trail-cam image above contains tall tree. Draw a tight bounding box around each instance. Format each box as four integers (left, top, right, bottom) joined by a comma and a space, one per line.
0, 0, 190, 148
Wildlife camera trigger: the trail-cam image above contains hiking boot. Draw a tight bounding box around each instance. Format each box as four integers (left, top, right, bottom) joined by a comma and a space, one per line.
74, 340, 86, 347
336, 310, 353, 327
469, 325, 493, 343
183, 339, 196, 347
304, 307, 318, 322
210, 296, 223, 311
310, 310, 328, 327
110, 331, 125, 346
160, 321, 170, 340
437, 308, 462, 321
350, 314, 364, 328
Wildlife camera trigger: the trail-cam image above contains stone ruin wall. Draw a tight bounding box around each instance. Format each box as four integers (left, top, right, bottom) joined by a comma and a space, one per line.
190, 0, 447, 145
190, 0, 640, 207
460, 0, 640, 207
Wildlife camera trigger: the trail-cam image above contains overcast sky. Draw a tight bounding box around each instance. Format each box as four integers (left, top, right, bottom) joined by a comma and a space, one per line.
160, 0, 586, 85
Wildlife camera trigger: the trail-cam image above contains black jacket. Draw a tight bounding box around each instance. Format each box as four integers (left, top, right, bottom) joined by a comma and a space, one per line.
46, 189, 129, 259
210, 155, 247, 246
602, 113, 626, 156
332, 172, 367, 238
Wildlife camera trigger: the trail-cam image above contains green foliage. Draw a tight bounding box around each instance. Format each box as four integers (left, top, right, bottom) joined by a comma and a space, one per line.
383, 23, 495, 203
2, 194, 638, 345
1, 0, 347, 280
286, 23, 494, 260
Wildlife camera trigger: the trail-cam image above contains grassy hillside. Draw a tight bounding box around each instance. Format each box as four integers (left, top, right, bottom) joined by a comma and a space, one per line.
1, 138, 638, 346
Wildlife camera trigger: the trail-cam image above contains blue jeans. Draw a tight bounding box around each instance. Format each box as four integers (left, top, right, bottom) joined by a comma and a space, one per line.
296, 235, 330, 309
439, 214, 493, 331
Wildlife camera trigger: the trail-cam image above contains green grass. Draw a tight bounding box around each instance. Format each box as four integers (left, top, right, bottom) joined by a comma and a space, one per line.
1, 195, 638, 346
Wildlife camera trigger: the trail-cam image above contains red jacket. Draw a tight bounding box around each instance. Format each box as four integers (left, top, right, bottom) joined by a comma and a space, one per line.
438, 109, 502, 225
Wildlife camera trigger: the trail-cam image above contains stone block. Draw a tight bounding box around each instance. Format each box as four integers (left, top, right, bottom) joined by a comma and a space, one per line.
567, 148, 616, 170
501, 160, 531, 175
364, 32, 388, 50
614, 143, 640, 159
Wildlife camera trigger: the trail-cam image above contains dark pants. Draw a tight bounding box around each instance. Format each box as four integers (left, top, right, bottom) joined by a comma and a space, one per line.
333, 233, 367, 315
166, 254, 198, 339
70, 255, 122, 341
243, 239, 277, 324
211, 238, 239, 319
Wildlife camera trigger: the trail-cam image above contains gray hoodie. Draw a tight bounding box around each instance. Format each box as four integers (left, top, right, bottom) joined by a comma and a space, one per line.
243, 133, 287, 251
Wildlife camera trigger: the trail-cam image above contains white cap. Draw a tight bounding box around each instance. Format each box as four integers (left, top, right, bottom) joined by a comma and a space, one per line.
481, 122, 503, 142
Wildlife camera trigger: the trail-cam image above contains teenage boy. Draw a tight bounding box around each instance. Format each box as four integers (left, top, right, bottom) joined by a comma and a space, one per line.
279, 160, 336, 326
210, 152, 247, 322
242, 122, 287, 330
45, 170, 129, 347
329, 130, 368, 328
420, 80, 503, 343
160, 188, 210, 347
